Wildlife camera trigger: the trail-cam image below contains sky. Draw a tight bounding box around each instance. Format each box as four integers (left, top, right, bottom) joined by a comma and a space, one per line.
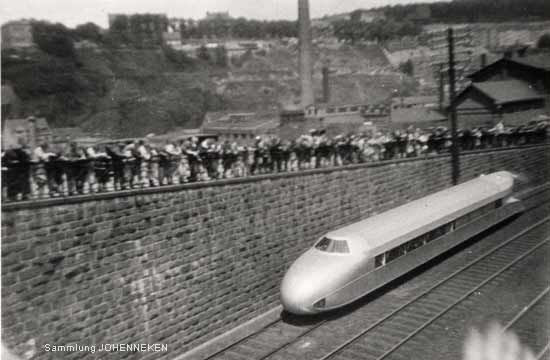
0, 0, 445, 28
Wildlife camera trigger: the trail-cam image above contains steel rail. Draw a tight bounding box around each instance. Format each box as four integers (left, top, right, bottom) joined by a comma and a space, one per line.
318, 215, 550, 360
503, 286, 550, 332
536, 343, 550, 360
202, 186, 550, 360
501, 287, 550, 360
261, 189, 550, 360
374, 238, 550, 360
256, 320, 330, 360
202, 318, 282, 360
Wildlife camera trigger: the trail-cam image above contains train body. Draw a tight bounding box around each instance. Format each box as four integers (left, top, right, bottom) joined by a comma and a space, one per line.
280, 171, 524, 315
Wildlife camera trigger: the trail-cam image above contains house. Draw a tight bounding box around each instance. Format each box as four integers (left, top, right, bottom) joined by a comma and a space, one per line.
388, 96, 447, 129
467, 53, 550, 94
453, 79, 547, 127
452, 52, 550, 127
350, 9, 386, 23
408, 4, 431, 22
299, 101, 390, 136
202, 111, 279, 143
1, 84, 21, 119
1, 20, 34, 49
2, 117, 52, 149
162, 32, 182, 49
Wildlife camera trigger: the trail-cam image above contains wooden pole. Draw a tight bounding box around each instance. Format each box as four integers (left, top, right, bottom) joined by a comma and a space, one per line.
448, 28, 460, 185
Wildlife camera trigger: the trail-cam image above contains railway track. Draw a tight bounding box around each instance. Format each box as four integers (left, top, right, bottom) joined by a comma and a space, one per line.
503, 287, 550, 360
196, 187, 550, 360
319, 235, 549, 360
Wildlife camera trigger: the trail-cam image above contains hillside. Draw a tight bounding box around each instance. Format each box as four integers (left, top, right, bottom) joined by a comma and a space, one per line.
2, 36, 406, 137
2, 44, 228, 137
317, 0, 550, 25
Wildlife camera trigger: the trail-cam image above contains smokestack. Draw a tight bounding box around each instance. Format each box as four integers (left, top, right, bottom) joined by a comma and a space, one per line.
298, 0, 314, 108
480, 53, 487, 68
322, 64, 330, 103
438, 64, 444, 111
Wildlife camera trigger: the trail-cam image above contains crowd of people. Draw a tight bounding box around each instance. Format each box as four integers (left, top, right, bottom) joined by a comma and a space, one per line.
2, 120, 548, 202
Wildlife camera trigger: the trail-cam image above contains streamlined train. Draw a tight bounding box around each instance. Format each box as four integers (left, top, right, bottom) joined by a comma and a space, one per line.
280, 171, 524, 315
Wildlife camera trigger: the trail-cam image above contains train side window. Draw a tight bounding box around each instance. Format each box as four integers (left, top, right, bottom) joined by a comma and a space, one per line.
386, 246, 405, 262
375, 253, 386, 268
404, 236, 424, 252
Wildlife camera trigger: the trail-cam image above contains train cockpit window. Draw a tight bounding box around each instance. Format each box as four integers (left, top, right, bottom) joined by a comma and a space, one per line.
315, 237, 350, 254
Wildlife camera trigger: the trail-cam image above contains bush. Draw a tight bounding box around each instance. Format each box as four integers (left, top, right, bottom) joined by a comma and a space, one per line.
214, 45, 228, 67
162, 45, 195, 69
74, 22, 103, 43
196, 45, 210, 62
399, 59, 414, 76
537, 33, 550, 49
31, 21, 75, 58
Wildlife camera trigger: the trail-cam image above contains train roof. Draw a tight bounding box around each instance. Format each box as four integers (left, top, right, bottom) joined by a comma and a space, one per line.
324, 171, 515, 255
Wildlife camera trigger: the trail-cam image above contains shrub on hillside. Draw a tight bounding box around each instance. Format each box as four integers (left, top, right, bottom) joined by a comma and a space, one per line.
31, 21, 76, 58
74, 22, 103, 43
196, 45, 210, 62
537, 33, 550, 49
162, 45, 195, 69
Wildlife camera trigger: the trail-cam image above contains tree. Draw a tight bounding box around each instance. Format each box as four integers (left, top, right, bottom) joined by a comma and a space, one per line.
399, 59, 414, 76
214, 45, 228, 67
537, 33, 550, 49
196, 45, 210, 62
74, 22, 103, 42
31, 21, 76, 58
162, 45, 194, 69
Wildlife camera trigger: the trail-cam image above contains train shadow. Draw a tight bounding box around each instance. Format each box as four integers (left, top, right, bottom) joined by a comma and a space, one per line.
279, 214, 521, 325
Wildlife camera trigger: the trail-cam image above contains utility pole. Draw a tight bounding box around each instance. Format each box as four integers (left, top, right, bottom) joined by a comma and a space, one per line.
448, 28, 460, 185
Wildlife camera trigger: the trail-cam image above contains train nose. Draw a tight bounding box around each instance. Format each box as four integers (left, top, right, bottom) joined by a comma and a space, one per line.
280, 269, 317, 315
280, 250, 347, 315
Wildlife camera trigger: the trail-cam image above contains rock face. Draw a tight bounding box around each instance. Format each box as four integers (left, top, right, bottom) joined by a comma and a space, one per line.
1, 144, 549, 359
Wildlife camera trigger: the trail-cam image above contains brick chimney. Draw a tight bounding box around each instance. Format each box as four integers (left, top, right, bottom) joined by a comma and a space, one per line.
298, 0, 314, 108
322, 64, 330, 103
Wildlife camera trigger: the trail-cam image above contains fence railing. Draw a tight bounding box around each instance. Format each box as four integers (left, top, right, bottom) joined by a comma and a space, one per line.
2, 133, 548, 203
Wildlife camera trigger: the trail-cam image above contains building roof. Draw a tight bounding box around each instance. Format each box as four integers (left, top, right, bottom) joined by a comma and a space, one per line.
392, 95, 439, 106
202, 112, 280, 134
2, 117, 51, 149
391, 107, 447, 124
162, 32, 181, 42
467, 53, 550, 79
51, 127, 86, 139
472, 80, 545, 105
511, 53, 550, 71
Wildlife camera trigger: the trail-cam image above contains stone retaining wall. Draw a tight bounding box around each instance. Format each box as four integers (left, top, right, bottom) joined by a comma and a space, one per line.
2, 144, 549, 360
